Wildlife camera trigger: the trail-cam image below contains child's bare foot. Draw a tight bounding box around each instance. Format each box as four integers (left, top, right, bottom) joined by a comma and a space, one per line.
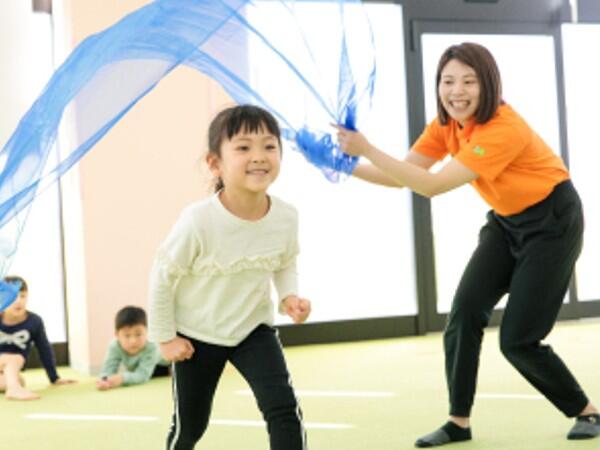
5, 388, 40, 401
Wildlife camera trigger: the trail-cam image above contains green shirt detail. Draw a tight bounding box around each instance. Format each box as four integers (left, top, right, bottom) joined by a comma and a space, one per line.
99, 339, 167, 386
473, 145, 485, 156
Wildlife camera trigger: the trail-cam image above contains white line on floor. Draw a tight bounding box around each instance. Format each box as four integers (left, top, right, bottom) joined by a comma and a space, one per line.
211, 419, 353, 429
25, 414, 353, 429
26, 413, 158, 422
236, 389, 395, 398
477, 393, 543, 400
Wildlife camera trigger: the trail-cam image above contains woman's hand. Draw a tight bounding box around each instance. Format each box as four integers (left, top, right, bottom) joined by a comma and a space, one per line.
332, 124, 373, 157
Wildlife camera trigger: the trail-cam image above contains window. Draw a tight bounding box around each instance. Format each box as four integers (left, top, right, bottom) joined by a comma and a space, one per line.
562, 24, 600, 301
248, 2, 417, 322
0, 3, 66, 342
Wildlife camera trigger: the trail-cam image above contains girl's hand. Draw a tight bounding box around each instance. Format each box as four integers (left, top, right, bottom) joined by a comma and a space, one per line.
53, 378, 77, 386
332, 124, 373, 157
282, 296, 311, 324
160, 336, 194, 362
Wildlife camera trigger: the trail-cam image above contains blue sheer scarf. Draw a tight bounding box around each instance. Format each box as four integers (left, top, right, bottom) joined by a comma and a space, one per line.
0, 0, 375, 310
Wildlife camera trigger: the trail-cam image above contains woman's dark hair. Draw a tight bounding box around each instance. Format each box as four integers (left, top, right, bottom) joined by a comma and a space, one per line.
115, 306, 147, 331
4, 275, 28, 293
435, 42, 504, 125
208, 105, 282, 192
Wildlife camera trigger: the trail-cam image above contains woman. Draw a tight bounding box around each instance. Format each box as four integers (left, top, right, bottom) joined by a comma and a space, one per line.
335, 42, 599, 447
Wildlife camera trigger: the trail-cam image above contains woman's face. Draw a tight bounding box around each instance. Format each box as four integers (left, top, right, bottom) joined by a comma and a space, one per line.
438, 58, 480, 125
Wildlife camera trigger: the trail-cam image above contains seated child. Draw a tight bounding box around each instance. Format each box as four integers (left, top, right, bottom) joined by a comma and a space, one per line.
96, 305, 169, 390
0, 275, 76, 400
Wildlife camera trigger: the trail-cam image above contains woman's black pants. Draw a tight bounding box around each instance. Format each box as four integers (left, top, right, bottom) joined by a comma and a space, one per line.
444, 180, 589, 418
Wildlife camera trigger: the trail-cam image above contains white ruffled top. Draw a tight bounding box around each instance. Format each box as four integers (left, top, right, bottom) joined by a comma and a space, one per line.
148, 192, 299, 346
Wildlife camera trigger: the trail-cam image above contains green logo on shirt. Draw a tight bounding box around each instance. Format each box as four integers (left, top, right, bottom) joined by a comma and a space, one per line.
473, 146, 485, 156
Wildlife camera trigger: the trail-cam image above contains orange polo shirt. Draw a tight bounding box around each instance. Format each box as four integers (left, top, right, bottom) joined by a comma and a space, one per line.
412, 104, 569, 216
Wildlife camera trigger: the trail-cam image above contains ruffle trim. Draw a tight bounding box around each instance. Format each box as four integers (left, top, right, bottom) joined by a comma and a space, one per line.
155, 250, 295, 277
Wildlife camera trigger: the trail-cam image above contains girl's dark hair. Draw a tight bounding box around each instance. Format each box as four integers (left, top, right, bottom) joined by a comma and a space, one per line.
435, 42, 504, 125
208, 105, 282, 192
115, 306, 147, 331
4, 275, 28, 292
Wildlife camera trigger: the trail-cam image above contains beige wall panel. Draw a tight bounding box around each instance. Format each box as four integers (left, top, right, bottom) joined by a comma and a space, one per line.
63, 0, 233, 372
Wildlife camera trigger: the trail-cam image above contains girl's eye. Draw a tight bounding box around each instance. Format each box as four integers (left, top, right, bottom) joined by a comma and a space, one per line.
237, 146, 249, 151
266, 144, 277, 151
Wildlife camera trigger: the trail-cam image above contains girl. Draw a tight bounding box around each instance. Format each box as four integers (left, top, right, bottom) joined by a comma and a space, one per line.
149, 105, 311, 450
0, 275, 76, 400
334, 42, 599, 446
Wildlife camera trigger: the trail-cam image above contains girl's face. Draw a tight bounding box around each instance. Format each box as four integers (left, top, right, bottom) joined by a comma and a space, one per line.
208, 126, 281, 196
4, 290, 28, 320
438, 58, 480, 125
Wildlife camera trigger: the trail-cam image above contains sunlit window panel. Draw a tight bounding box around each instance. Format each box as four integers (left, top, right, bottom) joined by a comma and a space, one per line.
562, 24, 600, 302
249, 2, 417, 323
0, 2, 66, 341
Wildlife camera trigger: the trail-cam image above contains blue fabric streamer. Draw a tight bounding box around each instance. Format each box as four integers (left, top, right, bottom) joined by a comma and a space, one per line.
0, 279, 22, 311
0, 0, 376, 309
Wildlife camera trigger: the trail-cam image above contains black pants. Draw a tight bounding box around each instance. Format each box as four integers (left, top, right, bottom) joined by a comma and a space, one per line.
166, 324, 306, 450
444, 180, 589, 418
152, 363, 171, 378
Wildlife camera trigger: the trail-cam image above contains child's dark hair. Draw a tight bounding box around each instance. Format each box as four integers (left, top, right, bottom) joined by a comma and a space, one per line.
208, 104, 282, 192
115, 306, 147, 330
4, 275, 28, 292
435, 42, 504, 125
